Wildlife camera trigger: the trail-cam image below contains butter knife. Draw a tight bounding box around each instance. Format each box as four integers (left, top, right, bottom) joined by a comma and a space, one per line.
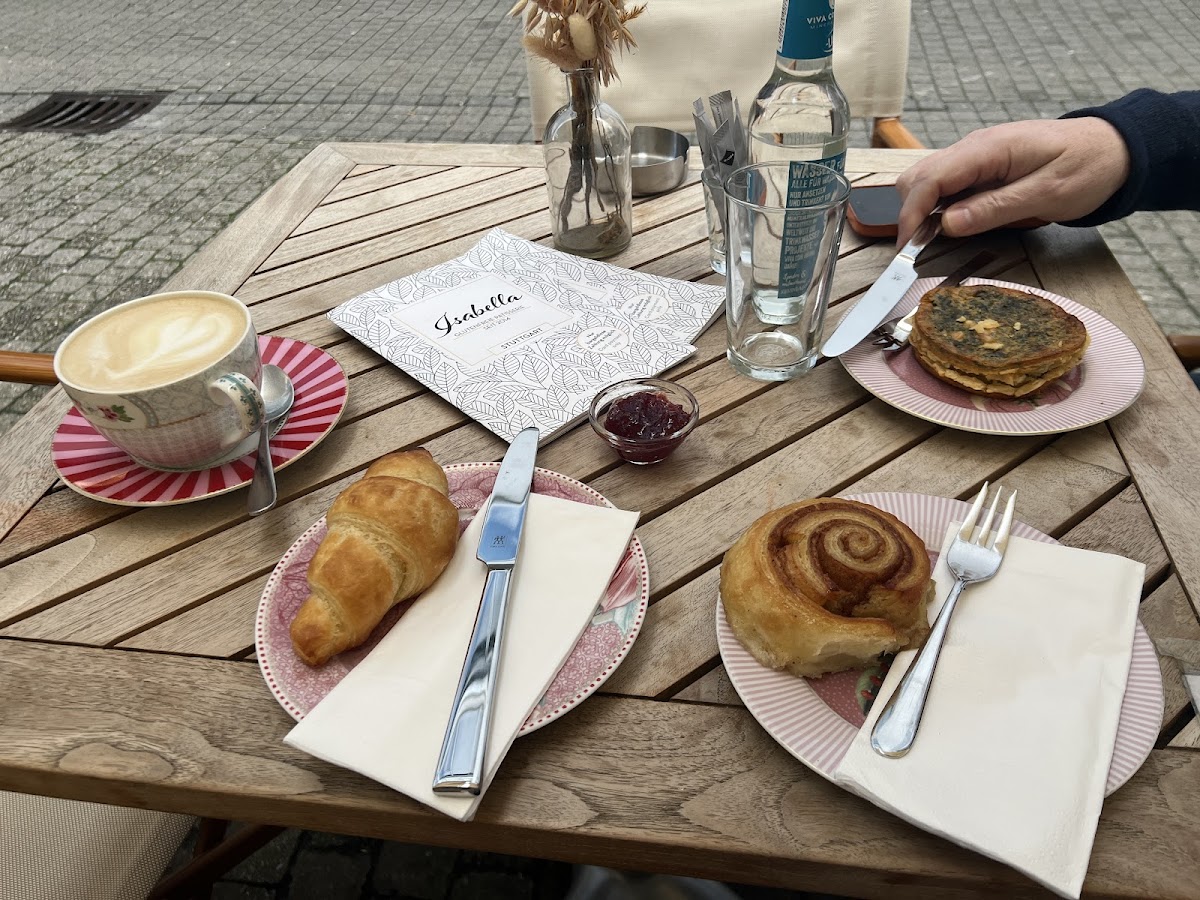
433, 425, 539, 796
819, 210, 943, 359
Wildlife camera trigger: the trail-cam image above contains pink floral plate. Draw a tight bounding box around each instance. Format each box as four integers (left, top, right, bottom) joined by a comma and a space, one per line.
256, 462, 650, 735
51, 336, 348, 506
717, 491, 1162, 797
839, 277, 1145, 435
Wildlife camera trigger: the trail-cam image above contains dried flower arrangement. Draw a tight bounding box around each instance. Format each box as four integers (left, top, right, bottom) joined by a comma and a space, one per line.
509, 0, 647, 258
509, 0, 646, 84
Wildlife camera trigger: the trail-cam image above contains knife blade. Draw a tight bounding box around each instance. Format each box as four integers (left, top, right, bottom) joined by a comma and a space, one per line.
820, 210, 944, 358
433, 425, 540, 795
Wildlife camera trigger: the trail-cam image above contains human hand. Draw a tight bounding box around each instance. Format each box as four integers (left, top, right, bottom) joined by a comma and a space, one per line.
895, 117, 1131, 246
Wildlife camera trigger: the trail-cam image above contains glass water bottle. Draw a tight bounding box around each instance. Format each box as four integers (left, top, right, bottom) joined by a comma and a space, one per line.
747, 0, 850, 175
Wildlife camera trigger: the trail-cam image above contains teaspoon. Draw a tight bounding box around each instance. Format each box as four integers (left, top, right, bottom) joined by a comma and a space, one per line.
247, 364, 295, 516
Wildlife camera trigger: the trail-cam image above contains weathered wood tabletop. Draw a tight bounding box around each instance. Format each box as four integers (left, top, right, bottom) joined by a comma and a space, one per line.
1, 144, 1198, 899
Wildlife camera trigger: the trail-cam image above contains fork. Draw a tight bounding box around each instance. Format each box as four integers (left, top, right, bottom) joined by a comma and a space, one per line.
870, 307, 918, 350
870, 482, 1016, 758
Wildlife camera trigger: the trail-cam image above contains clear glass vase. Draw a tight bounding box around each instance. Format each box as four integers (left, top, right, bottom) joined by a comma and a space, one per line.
542, 65, 632, 259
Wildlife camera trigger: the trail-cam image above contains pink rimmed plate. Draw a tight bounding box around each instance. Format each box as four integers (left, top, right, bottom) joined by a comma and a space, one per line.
51, 336, 348, 506
256, 462, 650, 735
717, 491, 1162, 797
839, 277, 1145, 435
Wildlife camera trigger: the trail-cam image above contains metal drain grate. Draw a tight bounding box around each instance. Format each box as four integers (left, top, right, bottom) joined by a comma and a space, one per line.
0, 91, 168, 135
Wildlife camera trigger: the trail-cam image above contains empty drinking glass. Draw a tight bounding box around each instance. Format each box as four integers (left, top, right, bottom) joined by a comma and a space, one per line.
724, 161, 850, 380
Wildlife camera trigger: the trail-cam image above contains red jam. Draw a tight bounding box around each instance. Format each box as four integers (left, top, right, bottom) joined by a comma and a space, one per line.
606, 391, 690, 439
602, 390, 692, 463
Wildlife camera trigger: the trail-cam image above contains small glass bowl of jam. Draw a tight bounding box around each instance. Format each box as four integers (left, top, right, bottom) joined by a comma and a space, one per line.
588, 378, 699, 465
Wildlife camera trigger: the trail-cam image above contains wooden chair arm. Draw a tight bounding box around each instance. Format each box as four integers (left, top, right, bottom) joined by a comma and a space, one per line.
0, 350, 58, 385
870, 116, 925, 150
1168, 335, 1200, 371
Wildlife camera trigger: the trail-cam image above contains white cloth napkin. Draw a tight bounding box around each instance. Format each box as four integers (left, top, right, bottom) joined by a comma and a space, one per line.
285, 493, 639, 821
834, 526, 1144, 899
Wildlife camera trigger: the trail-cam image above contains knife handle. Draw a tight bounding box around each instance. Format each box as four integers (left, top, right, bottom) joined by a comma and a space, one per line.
433, 567, 512, 795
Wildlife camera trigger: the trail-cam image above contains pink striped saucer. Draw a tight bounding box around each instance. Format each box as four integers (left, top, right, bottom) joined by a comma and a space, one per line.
717, 491, 1162, 797
839, 278, 1145, 435
51, 336, 348, 507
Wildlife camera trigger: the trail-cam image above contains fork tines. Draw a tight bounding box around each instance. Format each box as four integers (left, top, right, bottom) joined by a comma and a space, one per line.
870, 329, 903, 348
959, 482, 1017, 552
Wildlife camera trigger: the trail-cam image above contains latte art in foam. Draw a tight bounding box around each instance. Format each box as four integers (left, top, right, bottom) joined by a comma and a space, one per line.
58, 295, 246, 392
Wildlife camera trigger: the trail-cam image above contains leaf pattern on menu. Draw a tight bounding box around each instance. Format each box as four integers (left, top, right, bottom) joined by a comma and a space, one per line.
554, 260, 585, 282
551, 366, 582, 392
456, 377, 490, 398
471, 399, 499, 420
625, 343, 653, 366
364, 321, 393, 347
546, 386, 571, 412
430, 363, 460, 395
331, 309, 360, 330
633, 323, 665, 346
560, 350, 592, 370
520, 354, 551, 384
500, 353, 525, 380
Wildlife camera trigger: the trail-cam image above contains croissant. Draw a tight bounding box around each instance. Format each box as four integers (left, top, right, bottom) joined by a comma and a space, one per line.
720, 498, 932, 678
290, 448, 460, 666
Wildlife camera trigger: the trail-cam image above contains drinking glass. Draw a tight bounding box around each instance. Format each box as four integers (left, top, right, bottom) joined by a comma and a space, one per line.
724, 161, 850, 380
700, 165, 726, 275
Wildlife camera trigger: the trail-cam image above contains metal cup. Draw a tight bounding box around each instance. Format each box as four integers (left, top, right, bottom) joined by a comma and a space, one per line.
724, 161, 850, 381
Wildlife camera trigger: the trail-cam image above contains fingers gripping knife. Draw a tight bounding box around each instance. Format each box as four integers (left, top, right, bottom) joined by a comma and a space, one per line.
433, 426, 539, 795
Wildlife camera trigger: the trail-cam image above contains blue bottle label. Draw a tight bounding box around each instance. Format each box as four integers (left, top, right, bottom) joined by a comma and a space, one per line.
779, 153, 846, 298
778, 0, 835, 60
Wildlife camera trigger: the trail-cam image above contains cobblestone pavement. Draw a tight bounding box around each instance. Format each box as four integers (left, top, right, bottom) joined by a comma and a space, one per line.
0, 0, 534, 434
2, 0, 1198, 896
165, 826, 839, 900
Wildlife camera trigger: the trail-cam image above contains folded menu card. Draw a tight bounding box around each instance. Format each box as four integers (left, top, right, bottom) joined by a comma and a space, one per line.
834, 528, 1144, 899
285, 493, 639, 820
328, 229, 724, 444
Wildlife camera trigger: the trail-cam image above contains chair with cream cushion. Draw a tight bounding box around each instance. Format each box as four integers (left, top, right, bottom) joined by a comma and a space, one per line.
524, 0, 922, 148
2, 788, 287, 899
1, 791, 194, 900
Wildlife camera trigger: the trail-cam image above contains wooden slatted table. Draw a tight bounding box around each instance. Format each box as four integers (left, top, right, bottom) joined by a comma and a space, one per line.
2, 144, 1199, 899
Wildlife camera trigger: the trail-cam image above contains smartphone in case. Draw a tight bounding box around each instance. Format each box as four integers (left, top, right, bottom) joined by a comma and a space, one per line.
846, 183, 902, 238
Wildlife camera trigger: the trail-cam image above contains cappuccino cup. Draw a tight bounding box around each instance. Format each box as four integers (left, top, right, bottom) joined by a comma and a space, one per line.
54, 291, 265, 471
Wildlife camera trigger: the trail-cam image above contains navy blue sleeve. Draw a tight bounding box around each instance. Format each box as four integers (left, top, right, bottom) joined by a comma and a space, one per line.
1058, 88, 1200, 226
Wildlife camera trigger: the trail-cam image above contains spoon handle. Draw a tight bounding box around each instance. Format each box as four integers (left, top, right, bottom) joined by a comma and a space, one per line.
247, 423, 277, 516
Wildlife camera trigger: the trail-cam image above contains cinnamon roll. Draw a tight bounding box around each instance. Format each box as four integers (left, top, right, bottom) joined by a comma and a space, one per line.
720, 498, 933, 677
